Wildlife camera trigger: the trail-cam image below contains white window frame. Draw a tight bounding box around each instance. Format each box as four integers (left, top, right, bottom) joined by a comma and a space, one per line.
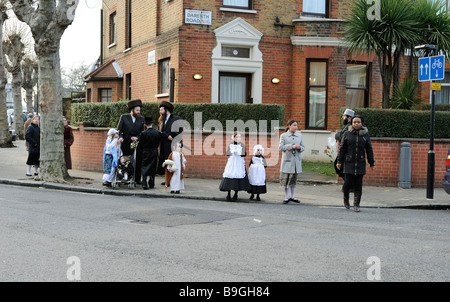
211, 18, 263, 104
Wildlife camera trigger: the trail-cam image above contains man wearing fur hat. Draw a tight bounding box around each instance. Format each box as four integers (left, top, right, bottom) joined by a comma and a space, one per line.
117, 99, 145, 183
137, 116, 162, 189
157, 101, 183, 178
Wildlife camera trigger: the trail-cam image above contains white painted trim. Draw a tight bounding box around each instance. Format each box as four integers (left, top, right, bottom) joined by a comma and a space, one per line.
291, 36, 345, 47
112, 61, 123, 78
155, 93, 169, 98
293, 17, 344, 22
212, 18, 264, 104
219, 7, 258, 14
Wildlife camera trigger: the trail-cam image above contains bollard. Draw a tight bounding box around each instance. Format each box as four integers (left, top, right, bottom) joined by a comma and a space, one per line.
398, 142, 411, 188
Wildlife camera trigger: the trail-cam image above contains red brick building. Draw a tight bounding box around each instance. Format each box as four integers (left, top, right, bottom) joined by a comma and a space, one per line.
84, 1, 389, 133
79, 0, 449, 187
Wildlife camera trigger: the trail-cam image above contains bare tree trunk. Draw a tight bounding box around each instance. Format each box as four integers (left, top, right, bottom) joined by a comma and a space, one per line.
38, 51, 69, 181
10, 0, 79, 181
25, 88, 34, 114
0, 3, 11, 148
12, 70, 25, 139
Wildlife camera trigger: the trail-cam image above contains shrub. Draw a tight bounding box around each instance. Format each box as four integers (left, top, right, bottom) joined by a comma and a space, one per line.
71, 101, 285, 132
341, 107, 450, 138
391, 75, 423, 110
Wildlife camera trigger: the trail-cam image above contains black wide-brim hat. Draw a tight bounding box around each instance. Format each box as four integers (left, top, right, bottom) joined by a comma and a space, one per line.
159, 100, 174, 112
127, 99, 142, 110
144, 116, 154, 125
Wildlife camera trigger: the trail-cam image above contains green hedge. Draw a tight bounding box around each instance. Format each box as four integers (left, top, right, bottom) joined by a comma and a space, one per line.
413, 103, 450, 112
343, 108, 450, 138
71, 101, 285, 132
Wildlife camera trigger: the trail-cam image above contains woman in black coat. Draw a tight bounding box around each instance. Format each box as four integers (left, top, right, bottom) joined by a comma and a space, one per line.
336, 115, 375, 212
25, 115, 40, 176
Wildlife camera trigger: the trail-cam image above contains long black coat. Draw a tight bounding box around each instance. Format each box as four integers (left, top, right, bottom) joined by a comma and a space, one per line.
138, 127, 163, 179
25, 123, 40, 155
157, 114, 183, 175
337, 126, 375, 175
117, 114, 145, 156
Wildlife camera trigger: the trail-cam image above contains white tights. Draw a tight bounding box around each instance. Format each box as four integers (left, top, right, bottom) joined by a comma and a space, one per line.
27, 165, 39, 175
285, 186, 296, 200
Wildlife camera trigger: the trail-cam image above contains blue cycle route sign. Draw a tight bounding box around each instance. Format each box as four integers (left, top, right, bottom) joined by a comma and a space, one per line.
418, 55, 445, 81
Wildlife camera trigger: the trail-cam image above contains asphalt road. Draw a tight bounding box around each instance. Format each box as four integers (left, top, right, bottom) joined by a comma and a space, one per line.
1, 184, 449, 283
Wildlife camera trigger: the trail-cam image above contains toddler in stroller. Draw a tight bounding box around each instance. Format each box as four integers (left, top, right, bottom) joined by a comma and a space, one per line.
117, 155, 134, 184
113, 144, 137, 189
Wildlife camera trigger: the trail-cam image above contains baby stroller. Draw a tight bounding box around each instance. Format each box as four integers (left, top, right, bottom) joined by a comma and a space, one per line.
112, 143, 137, 190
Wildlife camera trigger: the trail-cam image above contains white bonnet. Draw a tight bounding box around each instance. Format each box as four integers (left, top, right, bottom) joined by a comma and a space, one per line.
253, 144, 264, 155
107, 128, 118, 136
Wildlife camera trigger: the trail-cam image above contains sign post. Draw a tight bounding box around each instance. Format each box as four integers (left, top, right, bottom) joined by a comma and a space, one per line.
417, 46, 443, 200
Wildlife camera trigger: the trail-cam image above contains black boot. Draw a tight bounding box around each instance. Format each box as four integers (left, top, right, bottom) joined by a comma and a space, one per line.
226, 191, 231, 201
232, 191, 238, 201
343, 190, 350, 209
256, 194, 261, 201
354, 191, 362, 212
249, 194, 254, 200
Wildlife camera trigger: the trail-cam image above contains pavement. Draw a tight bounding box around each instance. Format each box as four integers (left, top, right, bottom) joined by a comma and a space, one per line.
1, 140, 449, 209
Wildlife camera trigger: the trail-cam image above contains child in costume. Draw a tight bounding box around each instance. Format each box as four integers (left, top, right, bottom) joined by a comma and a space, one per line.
248, 144, 267, 201
102, 128, 120, 187
164, 142, 186, 194
219, 131, 251, 201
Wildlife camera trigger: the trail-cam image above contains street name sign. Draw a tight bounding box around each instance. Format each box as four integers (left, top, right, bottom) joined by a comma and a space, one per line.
418, 55, 445, 82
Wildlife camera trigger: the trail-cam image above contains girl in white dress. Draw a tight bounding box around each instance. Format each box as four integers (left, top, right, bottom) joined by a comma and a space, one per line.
248, 145, 267, 201
219, 131, 251, 201
168, 143, 186, 193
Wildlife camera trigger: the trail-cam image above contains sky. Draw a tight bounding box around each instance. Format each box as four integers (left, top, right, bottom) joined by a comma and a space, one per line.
59, 0, 102, 71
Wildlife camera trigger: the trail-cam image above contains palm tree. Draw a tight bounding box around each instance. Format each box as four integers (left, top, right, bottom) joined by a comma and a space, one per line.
344, 0, 450, 108
344, 0, 418, 108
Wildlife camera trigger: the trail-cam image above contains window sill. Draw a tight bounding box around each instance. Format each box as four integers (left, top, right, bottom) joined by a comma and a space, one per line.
293, 17, 344, 22
123, 48, 132, 53
155, 93, 169, 98
108, 43, 117, 49
220, 7, 257, 14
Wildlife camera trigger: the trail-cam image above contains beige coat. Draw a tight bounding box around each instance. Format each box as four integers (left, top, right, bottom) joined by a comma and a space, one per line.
279, 131, 305, 174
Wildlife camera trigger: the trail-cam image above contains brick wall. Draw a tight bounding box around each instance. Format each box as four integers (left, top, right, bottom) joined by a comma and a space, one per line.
71, 126, 449, 187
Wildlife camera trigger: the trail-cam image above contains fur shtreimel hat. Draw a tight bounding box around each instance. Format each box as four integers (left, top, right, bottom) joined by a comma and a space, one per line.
162, 159, 178, 172
127, 99, 142, 110
159, 100, 174, 112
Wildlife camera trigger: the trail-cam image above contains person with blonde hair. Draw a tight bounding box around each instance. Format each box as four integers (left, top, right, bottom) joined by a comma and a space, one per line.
102, 128, 120, 187
219, 131, 251, 201
25, 115, 40, 176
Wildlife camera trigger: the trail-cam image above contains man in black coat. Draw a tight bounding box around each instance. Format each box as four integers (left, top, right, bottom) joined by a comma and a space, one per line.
137, 116, 162, 189
157, 101, 183, 178
117, 99, 145, 184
